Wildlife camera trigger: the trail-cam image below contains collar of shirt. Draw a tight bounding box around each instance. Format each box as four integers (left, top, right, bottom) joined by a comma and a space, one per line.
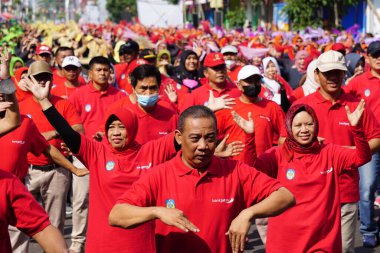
88, 81, 110, 95
202, 78, 235, 95
314, 88, 348, 107
173, 151, 220, 177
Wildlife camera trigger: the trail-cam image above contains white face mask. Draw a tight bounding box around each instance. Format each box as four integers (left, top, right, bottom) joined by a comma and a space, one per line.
225, 60, 236, 70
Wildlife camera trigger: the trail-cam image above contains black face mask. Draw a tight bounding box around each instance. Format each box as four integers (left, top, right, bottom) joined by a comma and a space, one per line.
242, 84, 261, 98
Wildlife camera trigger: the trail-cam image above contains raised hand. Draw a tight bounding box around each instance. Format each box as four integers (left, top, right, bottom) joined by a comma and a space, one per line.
0, 101, 13, 112
207, 91, 236, 112
231, 111, 254, 134
73, 167, 90, 177
154, 207, 200, 233
24, 75, 50, 101
345, 99, 365, 127
226, 209, 252, 253
164, 84, 178, 103
215, 134, 245, 158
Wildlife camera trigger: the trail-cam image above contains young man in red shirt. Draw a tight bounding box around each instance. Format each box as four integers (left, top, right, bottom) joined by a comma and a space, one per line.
109, 105, 295, 253
344, 41, 380, 247
115, 40, 139, 92
19, 61, 84, 248
108, 64, 178, 144
183, 53, 239, 111
282, 50, 380, 252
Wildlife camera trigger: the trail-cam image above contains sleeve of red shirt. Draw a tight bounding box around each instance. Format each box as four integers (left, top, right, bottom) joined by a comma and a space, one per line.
254, 147, 280, 178
5, 172, 51, 236
60, 100, 82, 126
272, 103, 286, 137
76, 134, 101, 170
26, 118, 50, 156
236, 161, 283, 207
140, 132, 177, 164
361, 107, 380, 140
330, 125, 371, 174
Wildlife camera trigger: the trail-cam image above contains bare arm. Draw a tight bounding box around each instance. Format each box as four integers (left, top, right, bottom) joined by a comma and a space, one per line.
32, 225, 68, 253
226, 187, 295, 252
369, 138, 380, 154
43, 145, 89, 177
109, 204, 199, 233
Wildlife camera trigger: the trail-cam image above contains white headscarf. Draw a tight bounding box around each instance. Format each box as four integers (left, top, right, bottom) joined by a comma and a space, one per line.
302, 60, 319, 96
262, 57, 282, 104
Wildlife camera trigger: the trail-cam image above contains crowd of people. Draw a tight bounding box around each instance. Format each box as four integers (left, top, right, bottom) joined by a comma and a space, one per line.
1, 18, 380, 253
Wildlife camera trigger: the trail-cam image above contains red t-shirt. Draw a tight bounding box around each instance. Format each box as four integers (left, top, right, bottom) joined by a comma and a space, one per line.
109, 97, 178, 144
0, 116, 49, 180
117, 152, 282, 253
0, 170, 51, 253
216, 98, 285, 159
256, 126, 370, 253
292, 85, 305, 100
227, 65, 242, 84
51, 73, 86, 99
182, 78, 240, 112
68, 82, 126, 138
19, 95, 82, 165
77, 132, 177, 253
345, 70, 380, 124
114, 62, 129, 91
280, 90, 380, 203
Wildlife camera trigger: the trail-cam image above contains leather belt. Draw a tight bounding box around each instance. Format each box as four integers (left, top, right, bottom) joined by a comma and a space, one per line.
29, 164, 56, 171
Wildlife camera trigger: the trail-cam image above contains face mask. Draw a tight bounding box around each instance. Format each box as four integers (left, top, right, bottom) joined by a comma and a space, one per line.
136, 93, 159, 107
242, 85, 261, 98
225, 60, 236, 70
182, 79, 198, 89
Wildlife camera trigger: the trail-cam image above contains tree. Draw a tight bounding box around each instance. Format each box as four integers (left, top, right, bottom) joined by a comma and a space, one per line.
106, 0, 137, 22
283, 0, 360, 29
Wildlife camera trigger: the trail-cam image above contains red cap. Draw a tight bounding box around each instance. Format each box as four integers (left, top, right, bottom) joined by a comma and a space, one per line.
331, 43, 346, 53
203, 53, 225, 67
36, 44, 52, 55
126, 59, 148, 76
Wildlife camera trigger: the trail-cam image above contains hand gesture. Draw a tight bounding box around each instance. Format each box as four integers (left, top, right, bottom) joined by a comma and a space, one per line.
73, 167, 90, 177
24, 76, 50, 101
207, 91, 236, 112
226, 209, 252, 253
231, 111, 254, 134
164, 84, 178, 103
215, 134, 244, 158
154, 207, 200, 233
61, 143, 73, 156
345, 99, 365, 127
0, 101, 13, 112
92, 131, 105, 142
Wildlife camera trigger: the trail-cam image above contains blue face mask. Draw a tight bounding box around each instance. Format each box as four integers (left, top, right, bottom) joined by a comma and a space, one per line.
136, 93, 159, 107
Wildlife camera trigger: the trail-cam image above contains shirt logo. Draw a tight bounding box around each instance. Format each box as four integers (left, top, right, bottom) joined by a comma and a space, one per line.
85, 104, 92, 112
320, 167, 333, 175
176, 83, 181, 90
12, 140, 25, 144
364, 89, 371, 97
338, 122, 349, 126
211, 198, 234, 204
121, 74, 125, 80
136, 163, 152, 170
51, 84, 57, 89
158, 131, 168, 135
26, 114, 32, 118
105, 160, 115, 171
286, 168, 295, 180
165, 199, 176, 208
259, 115, 271, 122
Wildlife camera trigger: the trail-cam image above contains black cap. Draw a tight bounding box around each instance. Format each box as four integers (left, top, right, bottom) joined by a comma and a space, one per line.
367, 41, 380, 56
0, 78, 16, 94
119, 40, 139, 55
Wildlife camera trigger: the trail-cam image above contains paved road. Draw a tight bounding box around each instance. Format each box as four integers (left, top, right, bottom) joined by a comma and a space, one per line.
30, 208, 380, 253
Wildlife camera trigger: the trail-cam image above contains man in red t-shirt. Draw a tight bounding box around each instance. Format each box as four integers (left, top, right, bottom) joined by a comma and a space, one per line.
109, 105, 295, 253
51, 56, 85, 99
0, 169, 68, 253
344, 41, 380, 247
115, 40, 140, 92
35, 44, 53, 65
109, 64, 178, 144
221, 45, 243, 84
19, 61, 84, 246
183, 53, 240, 111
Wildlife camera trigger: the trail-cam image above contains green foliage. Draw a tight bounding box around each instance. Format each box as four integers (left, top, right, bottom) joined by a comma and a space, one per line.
283, 0, 360, 29
225, 7, 246, 28
106, 0, 137, 22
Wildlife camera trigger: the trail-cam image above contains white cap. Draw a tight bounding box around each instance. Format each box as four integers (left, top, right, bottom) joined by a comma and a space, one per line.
317, 50, 347, 72
221, 45, 238, 55
238, 65, 262, 81
62, 56, 81, 68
